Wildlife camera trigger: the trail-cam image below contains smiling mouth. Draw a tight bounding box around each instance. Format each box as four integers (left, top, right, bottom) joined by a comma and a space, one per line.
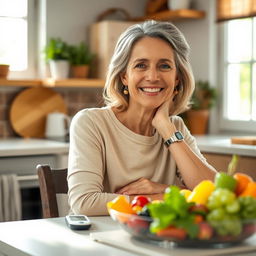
139, 88, 163, 92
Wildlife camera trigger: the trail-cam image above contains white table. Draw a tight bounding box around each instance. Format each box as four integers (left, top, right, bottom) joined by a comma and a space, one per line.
0, 217, 256, 256
0, 217, 133, 256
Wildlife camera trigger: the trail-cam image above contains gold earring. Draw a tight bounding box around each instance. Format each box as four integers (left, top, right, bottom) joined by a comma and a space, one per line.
123, 86, 129, 95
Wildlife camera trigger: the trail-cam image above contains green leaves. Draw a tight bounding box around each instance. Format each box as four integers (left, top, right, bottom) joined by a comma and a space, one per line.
44, 38, 70, 62
44, 39, 95, 65
191, 80, 217, 110
148, 185, 197, 238
69, 42, 95, 65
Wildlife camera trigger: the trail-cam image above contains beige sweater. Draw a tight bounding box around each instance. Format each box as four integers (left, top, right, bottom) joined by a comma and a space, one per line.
68, 107, 208, 216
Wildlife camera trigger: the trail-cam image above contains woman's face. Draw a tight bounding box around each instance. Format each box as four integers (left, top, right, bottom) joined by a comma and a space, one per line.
121, 36, 179, 111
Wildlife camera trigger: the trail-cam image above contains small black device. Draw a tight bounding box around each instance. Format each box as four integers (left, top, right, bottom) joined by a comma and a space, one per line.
65, 215, 92, 230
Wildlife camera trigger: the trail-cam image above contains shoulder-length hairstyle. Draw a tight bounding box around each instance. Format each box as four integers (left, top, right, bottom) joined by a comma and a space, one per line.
103, 20, 195, 115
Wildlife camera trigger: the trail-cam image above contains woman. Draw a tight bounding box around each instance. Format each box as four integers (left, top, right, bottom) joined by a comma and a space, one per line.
68, 20, 216, 216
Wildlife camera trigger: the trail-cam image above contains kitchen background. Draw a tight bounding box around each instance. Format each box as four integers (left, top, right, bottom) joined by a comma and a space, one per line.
0, 0, 217, 138
5, 0, 254, 222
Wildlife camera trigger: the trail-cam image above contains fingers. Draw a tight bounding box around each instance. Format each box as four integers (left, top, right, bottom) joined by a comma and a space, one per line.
116, 178, 152, 195
115, 178, 168, 195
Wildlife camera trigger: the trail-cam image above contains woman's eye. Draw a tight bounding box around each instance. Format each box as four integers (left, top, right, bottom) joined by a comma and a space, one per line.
134, 63, 146, 69
159, 63, 171, 70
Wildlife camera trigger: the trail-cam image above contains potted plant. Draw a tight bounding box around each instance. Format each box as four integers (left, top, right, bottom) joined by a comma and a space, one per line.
0, 64, 10, 79
68, 42, 94, 78
44, 38, 70, 79
185, 80, 217, 135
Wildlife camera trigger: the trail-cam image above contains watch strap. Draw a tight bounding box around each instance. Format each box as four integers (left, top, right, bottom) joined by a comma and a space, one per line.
164, 131, 184, 148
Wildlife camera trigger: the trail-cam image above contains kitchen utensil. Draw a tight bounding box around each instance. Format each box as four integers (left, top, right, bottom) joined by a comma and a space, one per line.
231, 137, 256, 146
10, 87, 67, 138
45, 112, 70, 140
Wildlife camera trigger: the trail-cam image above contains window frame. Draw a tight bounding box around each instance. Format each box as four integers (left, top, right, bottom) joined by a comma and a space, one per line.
218, 17, 256, 133
3, 0, 37, 79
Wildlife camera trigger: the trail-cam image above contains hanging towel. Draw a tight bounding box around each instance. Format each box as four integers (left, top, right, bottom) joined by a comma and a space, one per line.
0, 174, 22, 222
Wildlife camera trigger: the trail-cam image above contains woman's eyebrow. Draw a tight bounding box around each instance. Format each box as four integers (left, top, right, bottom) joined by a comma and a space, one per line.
159, 58, 174, 64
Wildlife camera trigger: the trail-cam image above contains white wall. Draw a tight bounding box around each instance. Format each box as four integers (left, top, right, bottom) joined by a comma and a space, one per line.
44, 0, 147, 44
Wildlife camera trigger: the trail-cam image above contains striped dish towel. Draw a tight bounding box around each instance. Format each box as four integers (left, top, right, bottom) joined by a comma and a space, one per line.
0, 174, 22, 222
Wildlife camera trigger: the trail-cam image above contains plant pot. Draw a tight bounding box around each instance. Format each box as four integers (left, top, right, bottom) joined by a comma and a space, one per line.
49, 60, 70, 79
71, 65, 89, 78
0, 64, 10, 79
186, 109, 209, 135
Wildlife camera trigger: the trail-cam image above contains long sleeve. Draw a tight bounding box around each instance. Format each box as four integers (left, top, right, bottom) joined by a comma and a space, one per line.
68, 109, 120, 216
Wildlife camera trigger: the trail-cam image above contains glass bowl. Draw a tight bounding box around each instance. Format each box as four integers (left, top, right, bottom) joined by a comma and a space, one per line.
109, 209, 256, 247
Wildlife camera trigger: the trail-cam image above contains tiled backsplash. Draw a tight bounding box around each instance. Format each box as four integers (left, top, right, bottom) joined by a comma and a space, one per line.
0, 87, 104, 138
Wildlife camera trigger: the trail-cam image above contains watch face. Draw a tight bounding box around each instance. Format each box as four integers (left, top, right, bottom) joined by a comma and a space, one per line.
175, 132, 183, 140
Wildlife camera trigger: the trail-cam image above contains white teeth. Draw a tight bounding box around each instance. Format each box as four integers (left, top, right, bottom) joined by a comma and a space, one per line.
141, 88, 161, 92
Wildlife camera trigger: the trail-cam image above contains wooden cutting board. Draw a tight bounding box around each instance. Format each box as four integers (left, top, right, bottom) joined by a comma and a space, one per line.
231, 136, 256, 145
10, 87, 67, 138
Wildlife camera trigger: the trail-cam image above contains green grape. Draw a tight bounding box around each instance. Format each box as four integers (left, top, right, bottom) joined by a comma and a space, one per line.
207, 208, 226, 221
226, 200, 240, 214
238, 196, 256, 220
208, 215, 242, 236
207, 188, 236, 210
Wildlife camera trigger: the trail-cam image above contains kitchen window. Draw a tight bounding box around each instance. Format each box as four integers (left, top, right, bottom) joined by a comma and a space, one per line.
219, 17, 256, 132
0, 0, 36, 78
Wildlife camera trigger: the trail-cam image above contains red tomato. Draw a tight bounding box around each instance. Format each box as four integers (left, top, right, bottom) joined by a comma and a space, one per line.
131, 196, 151, 208
127, 217, 149, 232
156, 226, 187, 240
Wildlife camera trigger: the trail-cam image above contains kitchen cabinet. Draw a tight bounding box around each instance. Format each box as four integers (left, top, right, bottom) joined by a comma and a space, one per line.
203, 153, 256, 180
195, 135, 256, 180
0, 138, 69, 220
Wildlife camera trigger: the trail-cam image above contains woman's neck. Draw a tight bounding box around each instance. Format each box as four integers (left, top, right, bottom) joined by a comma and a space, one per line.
112, 106, 156, 136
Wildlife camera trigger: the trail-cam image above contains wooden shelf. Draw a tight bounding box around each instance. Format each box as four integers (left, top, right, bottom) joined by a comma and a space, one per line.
0, 79, 41, 87
0, 78, 105, 88
132, 9, 206, 21
42, 78, 105, 88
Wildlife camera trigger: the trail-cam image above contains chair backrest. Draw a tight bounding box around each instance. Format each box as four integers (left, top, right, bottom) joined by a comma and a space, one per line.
37, 164, 68, 218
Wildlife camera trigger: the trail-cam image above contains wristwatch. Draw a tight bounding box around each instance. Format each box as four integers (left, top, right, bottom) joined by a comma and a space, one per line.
164, 131, 184, 147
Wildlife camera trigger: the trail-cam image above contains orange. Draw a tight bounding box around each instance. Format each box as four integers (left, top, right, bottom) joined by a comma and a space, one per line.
107, 195, 135, 214
233, 173, 253, 195
239, 182, 256, 198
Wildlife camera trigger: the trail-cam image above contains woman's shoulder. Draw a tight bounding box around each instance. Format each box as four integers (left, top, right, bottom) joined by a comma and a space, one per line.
170, 115, 184, 125
73, 106, 110, 121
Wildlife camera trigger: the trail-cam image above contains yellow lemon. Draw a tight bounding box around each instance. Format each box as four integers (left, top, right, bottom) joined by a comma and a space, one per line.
187, 180, 215, 205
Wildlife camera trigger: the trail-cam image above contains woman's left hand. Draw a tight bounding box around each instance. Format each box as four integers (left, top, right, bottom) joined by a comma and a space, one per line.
115, 178, 168, 195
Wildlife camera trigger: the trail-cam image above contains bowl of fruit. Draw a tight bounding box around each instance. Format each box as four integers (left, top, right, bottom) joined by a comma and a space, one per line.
107, 171, 256, 247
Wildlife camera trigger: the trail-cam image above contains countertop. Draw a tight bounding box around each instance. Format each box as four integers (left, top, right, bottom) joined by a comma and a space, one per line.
0, 135, 255, 157
195, 135, 256, 157
0, 138, 69, 157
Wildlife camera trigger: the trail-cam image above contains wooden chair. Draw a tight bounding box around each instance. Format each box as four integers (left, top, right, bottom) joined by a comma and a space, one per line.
37, 164, 69, 218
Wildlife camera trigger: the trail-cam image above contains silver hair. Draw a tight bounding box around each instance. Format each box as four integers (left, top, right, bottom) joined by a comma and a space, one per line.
103, 20, 195, 115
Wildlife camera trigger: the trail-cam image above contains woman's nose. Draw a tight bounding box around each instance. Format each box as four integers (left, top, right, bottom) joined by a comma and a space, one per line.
145, 68, 160, 82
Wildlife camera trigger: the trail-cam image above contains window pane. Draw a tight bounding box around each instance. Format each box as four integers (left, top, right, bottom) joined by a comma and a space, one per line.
252, 63, 256, 121
254, 18, 256, 60
0, 0, 27, 17
0, 17, 27, 71
227, 19, 252, 62
226, 64, 251, 120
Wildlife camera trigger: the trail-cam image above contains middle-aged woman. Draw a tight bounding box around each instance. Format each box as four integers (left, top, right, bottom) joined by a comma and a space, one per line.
68, 20, 216, 216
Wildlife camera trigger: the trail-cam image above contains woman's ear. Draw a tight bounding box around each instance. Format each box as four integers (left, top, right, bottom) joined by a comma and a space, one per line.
120, 72, 128, 85
175, 77, 179, 86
